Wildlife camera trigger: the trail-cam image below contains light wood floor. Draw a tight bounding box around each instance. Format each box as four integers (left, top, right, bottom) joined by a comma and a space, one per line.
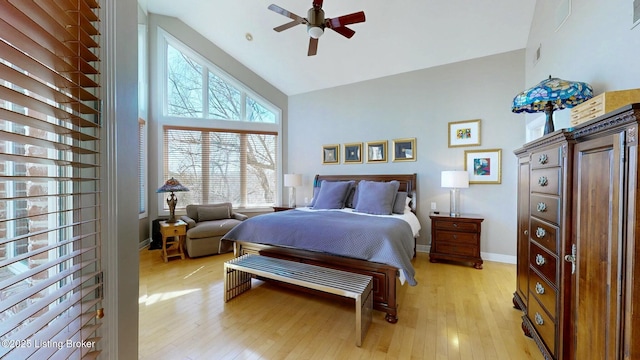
139, 248, 543, 360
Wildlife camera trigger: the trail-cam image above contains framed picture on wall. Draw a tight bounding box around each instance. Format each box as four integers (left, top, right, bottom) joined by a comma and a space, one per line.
448, 119, 481, 147
343, 142, 362, 164
464, 148, 502, 184
366, 140, 387, 163
392, 138, 416, 162
322, 144, 339, 164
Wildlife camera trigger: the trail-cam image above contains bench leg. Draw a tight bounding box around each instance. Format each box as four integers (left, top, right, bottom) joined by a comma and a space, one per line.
224, 265, 252, 302
355, 283, 373, 347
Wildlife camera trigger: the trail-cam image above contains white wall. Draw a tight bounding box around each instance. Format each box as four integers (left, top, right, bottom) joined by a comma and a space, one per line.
524, 0, 640, 130
288, 50, 526, 259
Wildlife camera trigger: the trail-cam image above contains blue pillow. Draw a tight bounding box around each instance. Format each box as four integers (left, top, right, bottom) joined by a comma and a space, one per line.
354, 180, 400, 215
308, 186, 321, 207
312, 180, 354, 209
392, 191, 408, 214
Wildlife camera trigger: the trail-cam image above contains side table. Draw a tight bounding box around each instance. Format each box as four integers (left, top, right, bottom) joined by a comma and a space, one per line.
429, 213, 484, 269
159, 219, 187, 262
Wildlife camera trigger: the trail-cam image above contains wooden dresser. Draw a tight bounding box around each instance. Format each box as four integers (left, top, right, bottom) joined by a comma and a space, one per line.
514, 103, 640, 359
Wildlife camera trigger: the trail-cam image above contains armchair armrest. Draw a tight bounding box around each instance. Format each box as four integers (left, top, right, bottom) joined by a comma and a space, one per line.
180, 215, 196, 229
232, 212, 248, 221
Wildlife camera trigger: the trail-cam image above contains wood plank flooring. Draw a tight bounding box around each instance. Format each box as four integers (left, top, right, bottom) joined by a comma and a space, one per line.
139, 248, 543, 360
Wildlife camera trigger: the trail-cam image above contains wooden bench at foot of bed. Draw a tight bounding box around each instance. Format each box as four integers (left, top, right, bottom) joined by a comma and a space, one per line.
233, 241, 400, 323
224, 254, 373, 347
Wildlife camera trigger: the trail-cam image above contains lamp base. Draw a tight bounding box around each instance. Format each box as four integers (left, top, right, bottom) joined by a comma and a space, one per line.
166, 192, 178, 223
543, 101, 555, 135
449, 188, 461, 217
288, 187, 296, 208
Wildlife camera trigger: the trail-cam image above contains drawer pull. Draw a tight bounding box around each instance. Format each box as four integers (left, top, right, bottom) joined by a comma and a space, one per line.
535, 254, 546, 266
536, 202, 547, 212
536, 227, 546, 238
535, 282, 545, 295
538, 176, 548, 187
538, 153, 548, 164
453, 223, 458, 228
534, 312, 544, 326
524, 229, 529, 236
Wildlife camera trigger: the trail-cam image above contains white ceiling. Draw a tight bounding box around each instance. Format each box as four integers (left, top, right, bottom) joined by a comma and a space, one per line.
140, 0, 536, 96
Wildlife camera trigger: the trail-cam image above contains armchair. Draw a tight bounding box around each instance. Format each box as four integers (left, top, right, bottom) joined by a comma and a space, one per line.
180, 203, 248, 257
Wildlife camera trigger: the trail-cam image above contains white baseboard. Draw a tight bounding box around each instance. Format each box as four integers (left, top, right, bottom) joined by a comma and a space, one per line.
416, 245, 516, 265
139, 238, 150, 250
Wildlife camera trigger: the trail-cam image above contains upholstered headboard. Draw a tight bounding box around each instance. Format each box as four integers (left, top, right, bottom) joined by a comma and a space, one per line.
313, 173, 417, 213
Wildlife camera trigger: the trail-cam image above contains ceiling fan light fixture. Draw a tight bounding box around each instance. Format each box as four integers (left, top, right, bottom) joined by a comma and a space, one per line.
307, 26, 324, 39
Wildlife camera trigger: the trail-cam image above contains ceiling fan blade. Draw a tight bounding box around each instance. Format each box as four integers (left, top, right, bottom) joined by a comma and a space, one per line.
308, 37, 318, 56
329, 26, 355, 39
274, 19, 304, 32
312, 0, 324, 8
326, 11, 365, 28
268, 4, 305, 23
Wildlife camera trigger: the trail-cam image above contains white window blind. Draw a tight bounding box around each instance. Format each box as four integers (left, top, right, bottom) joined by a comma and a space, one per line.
163, 126, 277, 208
0, 0, 103, 359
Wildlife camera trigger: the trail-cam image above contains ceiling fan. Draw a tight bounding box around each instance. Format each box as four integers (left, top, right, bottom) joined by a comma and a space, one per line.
268, 0, 366, 56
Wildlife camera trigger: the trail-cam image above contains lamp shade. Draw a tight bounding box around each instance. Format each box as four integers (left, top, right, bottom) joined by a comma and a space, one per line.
156, 177, 189, 193
441, 171, 469, 189
283, 173, 302, 187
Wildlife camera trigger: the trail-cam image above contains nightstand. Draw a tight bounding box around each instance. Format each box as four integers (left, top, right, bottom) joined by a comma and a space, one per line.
159, 220, 187, 262
273, 206, 294, 212
429, 214, 484, 269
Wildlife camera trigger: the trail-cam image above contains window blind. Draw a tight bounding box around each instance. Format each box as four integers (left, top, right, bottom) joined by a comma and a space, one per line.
0, 0, 103, 359
163, 126, 277, 209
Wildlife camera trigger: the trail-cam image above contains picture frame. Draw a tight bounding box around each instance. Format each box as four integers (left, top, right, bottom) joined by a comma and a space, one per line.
392, 138, 416, 162
366, 140, 387, 163
343, 142, 362, 164
448, 119, 481, 147
464, 148, 502, 184
321, 144, 339, 165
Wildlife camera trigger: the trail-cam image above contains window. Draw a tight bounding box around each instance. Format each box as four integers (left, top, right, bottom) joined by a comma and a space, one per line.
0, 1, 103, 358
159, 31, 281, 210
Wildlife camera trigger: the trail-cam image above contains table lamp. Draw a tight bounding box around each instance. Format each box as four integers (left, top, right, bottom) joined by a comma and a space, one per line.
441, 171, 469, 217
283, 173, 302, 208
512, 76, 593, 135
157, 177, 189, 223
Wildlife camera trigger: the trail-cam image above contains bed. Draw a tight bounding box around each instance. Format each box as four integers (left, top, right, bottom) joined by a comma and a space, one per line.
221, 173, 419, 323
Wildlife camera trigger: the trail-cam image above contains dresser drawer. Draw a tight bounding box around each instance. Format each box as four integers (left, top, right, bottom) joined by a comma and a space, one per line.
529, 242, 557, 286
529, 218, 558, 254
528, 295, 556, 356
531, 146, 561, 169
432, 219, 478, 232
530, 194, 560, 225
434, 242, 478, 257
531, 168, 560, 195
529, 269, 557, 320
433, 230, 478, 245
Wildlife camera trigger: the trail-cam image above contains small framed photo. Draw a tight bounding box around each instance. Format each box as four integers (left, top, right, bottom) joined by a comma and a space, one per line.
448, 119, 481, 147
343, 142, 362, 164
322, 144, 339, 165
392, 138, 416, 162
366, 140, 387, 163
464, 148, 502, 184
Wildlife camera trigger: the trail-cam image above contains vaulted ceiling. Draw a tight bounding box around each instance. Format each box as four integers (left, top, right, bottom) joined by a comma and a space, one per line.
140, 0, 536, 95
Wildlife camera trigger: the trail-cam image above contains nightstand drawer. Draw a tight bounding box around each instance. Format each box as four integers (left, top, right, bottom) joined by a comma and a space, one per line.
531, 168, 560, 195
530, 194, 560, 225
432, 220, 478, 232
529, 242, 557, 286
434, 230, 478, 245
528, 295, 556, 356
434, 243, 478, 257
529, 269, 557, 319
529, 218, 558, 254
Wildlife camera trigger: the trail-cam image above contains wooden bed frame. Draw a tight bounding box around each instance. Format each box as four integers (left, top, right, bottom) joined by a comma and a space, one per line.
232, 173, 417, 323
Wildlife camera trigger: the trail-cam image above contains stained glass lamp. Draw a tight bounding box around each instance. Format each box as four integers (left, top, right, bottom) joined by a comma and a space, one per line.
157, 177, 189, 223
512, 76, 593, 134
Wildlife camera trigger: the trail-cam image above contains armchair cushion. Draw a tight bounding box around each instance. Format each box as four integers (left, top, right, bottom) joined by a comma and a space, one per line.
186, 203, 231, 222
197, 206, 230, 222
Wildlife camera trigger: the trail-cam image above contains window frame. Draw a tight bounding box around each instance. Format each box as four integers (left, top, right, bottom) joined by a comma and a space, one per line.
156, 28, 282, 214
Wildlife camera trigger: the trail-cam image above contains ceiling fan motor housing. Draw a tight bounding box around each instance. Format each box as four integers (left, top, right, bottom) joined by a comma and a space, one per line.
307, 7, 325, 38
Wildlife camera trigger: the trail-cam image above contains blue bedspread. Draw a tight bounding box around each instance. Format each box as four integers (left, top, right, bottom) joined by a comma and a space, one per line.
221, 210, 417, 286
